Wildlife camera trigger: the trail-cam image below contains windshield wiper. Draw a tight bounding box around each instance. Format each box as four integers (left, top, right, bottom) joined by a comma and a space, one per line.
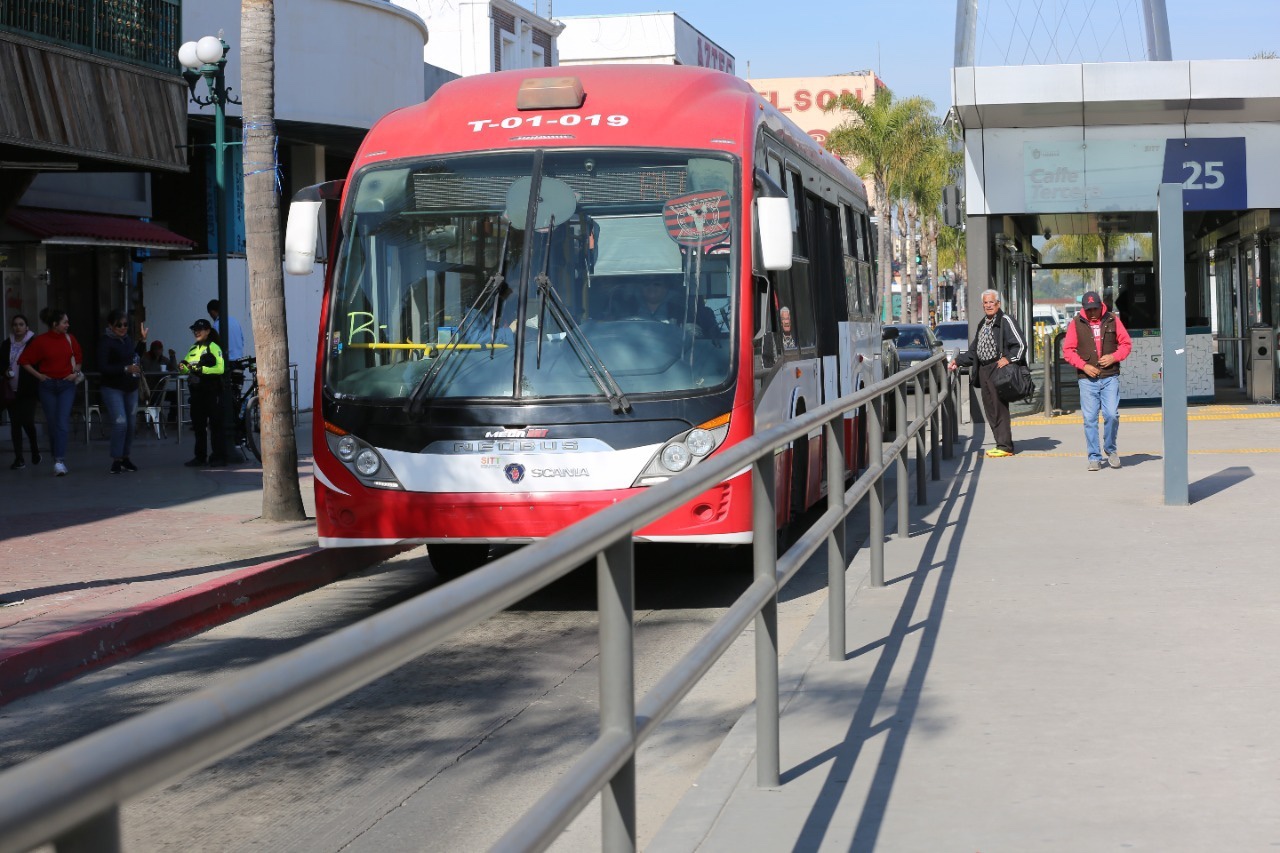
405, 225, 512, 414
531, 220, 631, 414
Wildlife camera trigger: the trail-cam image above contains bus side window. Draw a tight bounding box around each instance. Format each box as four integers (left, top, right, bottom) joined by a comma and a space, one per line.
841, 204, 861, 316
859, 212, 876, 316
785, 169, 806, 259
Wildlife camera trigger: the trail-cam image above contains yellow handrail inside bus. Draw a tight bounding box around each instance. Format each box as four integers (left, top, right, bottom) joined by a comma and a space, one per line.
345, 342, 508, 352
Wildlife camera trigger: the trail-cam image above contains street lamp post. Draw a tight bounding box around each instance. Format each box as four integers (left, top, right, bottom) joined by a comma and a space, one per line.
178, 33, 240, 460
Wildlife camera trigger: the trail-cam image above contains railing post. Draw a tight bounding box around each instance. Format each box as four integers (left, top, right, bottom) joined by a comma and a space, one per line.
54, 807, 120, 853
869, 394, 885, 588
1042, 331, 1054, 415
914, 379, 927, 506
751, 456, 780, 787
929, 365, 941, 481
597, 537, 636, 852
825, 416, 846, 661
941, 366, 955, 460
895, 386, 909, 539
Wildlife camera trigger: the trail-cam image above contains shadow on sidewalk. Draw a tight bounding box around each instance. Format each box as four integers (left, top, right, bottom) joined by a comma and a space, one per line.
0, 549, 316, 603
780, 434, 982, 852
1190, 465, 1253, 503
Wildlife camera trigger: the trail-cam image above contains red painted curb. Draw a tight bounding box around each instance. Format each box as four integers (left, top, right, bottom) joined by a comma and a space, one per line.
0, 544, 411, 706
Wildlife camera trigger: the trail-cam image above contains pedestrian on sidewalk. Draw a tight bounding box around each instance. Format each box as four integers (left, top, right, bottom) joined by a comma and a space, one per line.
181, 318, 227, 468
1063, 290, 1132, 471
1, 314, 40, 469
207, 299, 244, 362
97, 309, 147, 474
139, 340, 178, 373
18, 308, 83, 476
950, 289, 1027, 457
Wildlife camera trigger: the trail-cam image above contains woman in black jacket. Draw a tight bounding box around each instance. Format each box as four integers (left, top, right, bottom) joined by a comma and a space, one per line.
1, 314, 40, 469
97, 309, 147, 473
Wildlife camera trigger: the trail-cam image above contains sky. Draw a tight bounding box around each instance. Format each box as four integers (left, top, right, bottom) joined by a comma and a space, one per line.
546, 0, 1280, 117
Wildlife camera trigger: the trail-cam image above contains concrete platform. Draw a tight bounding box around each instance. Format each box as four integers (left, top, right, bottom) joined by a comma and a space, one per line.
653, 400, 1280, 851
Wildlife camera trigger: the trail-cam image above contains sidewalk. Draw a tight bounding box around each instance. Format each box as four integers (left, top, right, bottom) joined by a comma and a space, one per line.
653, 401, 1280, 851
0, 413, 403, 704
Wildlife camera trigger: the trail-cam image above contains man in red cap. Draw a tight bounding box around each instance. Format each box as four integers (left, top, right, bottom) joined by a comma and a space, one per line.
1063, 290, 1132, 471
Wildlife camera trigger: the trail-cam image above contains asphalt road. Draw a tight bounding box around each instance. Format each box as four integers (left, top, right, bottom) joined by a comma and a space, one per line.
0, 510, 874, 852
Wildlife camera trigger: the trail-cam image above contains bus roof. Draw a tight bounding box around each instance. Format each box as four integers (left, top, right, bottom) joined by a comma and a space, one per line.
353, 65, 865, 201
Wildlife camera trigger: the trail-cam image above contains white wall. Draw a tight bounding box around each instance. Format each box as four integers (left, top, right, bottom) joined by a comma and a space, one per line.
557, 12, 734, 72
557, 14, 677, 65
143, 257, 324, 411
391, 0, 561, 76
966, 123, 1280, 215
183, 0, 429, 126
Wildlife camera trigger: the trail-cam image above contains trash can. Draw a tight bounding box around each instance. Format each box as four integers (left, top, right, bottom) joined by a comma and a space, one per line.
1248, 326, 1274, 403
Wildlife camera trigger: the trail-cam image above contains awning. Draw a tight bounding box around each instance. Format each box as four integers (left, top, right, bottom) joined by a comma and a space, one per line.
5, 207, 195, 250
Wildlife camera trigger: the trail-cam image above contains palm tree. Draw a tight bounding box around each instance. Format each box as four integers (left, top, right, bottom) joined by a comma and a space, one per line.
825, 88, 935, 322
242, 0, 306, 521
907, 134, 956, 323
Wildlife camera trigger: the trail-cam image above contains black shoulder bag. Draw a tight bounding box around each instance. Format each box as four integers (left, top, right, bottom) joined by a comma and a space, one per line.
992, 316, 1036, 403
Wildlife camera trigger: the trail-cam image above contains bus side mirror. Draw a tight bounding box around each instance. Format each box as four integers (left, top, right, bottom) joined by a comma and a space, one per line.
285, 180, 345, 276
284, 200, 322, 275
755, 197, 793, 271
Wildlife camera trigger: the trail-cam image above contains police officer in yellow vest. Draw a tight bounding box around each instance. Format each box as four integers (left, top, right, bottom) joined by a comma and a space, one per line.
180, 318, 227, 467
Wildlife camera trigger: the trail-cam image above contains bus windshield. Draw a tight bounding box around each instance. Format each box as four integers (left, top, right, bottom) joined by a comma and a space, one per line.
325, 150, 738, 403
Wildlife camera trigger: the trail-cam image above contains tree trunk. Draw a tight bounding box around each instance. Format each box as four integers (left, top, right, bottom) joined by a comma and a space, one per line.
875, 175, 893, 324
898, 201, 914, 323
926, 218, 940, 321
242, 0, 306, 521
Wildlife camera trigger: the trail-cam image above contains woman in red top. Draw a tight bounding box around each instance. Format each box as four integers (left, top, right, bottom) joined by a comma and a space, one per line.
18, 308, 83, 476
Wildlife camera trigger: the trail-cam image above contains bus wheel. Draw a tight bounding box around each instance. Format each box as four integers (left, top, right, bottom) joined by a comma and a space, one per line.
428, 543, 491, 578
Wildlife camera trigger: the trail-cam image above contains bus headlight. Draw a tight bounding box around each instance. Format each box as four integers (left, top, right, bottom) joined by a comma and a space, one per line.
661, 443, 691, 472
685, 428, 715, 457
324, 424, 403, 490
632, 415, 731, 486
355, 449, 381, 476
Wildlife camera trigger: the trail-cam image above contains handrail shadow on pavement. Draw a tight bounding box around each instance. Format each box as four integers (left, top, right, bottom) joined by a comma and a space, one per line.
778, 432, 983, 852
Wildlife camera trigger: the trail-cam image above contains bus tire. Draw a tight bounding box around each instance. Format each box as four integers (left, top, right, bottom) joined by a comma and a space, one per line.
429, 543, 491, 578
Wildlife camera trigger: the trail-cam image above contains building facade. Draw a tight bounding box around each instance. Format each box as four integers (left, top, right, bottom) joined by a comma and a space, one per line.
557, 12, 733, 74
392, 0, 560, 76
0, 0, 191, 341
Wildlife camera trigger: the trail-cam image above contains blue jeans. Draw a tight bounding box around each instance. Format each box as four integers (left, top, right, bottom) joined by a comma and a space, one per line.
37, 378, 76, 460
1078, 375, 1120, 462
100, 385, 138, 459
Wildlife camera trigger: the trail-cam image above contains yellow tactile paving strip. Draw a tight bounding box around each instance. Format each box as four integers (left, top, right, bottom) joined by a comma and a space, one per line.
1013, 405, 1280, 427
1005, 448, 1280, 457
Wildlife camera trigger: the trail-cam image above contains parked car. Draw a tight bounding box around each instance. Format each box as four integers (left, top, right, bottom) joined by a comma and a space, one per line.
880, 325, 901, 380
880, 326, 900, 434
1032, 304, 1066, 330
933, 320, 970, 365
885, 323, 943, 392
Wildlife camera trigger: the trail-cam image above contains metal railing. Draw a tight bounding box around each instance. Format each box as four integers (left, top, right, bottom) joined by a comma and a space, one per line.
0, 0, 181, 72
0, 354, 958, 853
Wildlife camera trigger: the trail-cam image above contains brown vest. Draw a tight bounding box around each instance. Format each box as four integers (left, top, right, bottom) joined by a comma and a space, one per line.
1072, 313, 1121, 378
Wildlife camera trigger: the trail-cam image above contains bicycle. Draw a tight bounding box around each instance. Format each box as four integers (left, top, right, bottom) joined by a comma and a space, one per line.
229, 357, 262, 462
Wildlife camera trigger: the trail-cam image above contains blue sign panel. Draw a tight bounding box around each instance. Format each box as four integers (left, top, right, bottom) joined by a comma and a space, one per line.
1162, 137, 1247, 211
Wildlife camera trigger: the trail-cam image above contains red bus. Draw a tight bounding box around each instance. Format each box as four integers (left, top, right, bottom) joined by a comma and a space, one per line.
285, 65, 883, 573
